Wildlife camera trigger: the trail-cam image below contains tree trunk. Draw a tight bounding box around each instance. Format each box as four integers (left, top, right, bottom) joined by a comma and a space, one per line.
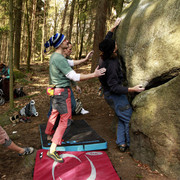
1, 36, 7, 63
75, 0, 79, 59
91, 0, 108, 72
54, 0, 57, 34
67, 0, 76, 42
85, 10, 94, 52
9, 0, 14, 108
31, 0, 37, 62
14, 0, 23, 70
26, 0, 32, 71
41, 0, 49, 63
79, 18, 86, 59
60, 0, 69, 33
5, 36, 9, 64
20, 1, 26, 64
78, 0, 87, 59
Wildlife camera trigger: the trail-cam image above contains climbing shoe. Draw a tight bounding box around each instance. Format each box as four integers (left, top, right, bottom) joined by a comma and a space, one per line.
47, 151, 64, 163
118, 144, 127, 152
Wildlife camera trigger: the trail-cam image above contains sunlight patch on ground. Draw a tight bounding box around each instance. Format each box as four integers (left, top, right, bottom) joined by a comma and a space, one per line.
31, 83, 49, 87
28, 91, 41, 96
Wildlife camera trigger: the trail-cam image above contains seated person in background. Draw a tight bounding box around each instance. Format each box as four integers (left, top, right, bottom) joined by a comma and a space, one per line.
0, 63, 10, 101
0, 126, 34, 156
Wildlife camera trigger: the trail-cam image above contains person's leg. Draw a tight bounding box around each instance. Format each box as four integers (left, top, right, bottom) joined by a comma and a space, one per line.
45, 109, 59, 136
105, 93, 132, 150
70, 87, 76, 115
0, 126, 34, 155
116, 120, 125, 145
114, 95, 132, 147
47, 97, 52, 118
51, 90, 71, 146
47, 88, 71, 163
5, 140, 34, 155
6, 140, 24, 153
2, 79, 9, 101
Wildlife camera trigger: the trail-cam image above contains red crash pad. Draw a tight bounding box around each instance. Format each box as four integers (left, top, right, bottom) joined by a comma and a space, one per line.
33, 150, 120, 180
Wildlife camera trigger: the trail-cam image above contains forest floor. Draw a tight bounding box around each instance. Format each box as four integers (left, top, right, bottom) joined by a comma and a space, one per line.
0, 62, 169, 180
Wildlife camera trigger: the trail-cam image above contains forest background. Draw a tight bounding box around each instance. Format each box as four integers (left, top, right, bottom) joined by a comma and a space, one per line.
0, 0, 132, 108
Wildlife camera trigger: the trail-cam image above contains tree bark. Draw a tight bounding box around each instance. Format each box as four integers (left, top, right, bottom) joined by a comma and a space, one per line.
60, 0, 69, 33
41, 0, 49, 63
31, 0, 37, 62
26, 0, 32, 71
75, 0, 79, 59
67, 0, 76, 42
54, 0, 57, 34
14, 0, 23, 70
20, 1, 26, 64
78, 0, 87, 59
9, 0, 14, 108
91, 0, 108, 72
78, 18, 86, 59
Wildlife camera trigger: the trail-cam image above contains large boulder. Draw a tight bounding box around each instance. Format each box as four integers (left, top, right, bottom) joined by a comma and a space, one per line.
130, 75, 180, 178
116, 0, 180, 87
115, 0, 180, 178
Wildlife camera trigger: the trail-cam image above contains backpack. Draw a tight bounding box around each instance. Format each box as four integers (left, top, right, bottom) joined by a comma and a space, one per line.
14, 87, 26, 98
19, 100, 38, 117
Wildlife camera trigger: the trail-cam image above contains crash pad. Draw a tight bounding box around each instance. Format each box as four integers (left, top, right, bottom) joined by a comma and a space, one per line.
39, 120, 107, 151
33, 150, 120, 180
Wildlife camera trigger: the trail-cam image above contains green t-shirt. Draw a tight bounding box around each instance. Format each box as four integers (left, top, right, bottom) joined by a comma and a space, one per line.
49, 52, 73, 87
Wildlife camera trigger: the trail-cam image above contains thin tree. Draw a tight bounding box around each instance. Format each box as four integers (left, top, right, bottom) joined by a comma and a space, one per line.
26, 0, 32, 71
74, 0, 79, 59
41, 0, 49, 62
31, 0, 37, 62
54, 0, 57, 34
9, 0, 14, 108
67, 0, 76, 42
78, 0, 87, 59
60, 0, 69, 33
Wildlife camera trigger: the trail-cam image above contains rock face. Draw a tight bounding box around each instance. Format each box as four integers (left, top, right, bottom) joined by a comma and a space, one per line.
115, 0, 180, 178
130, 75, 180, 178
116, 0, 180, 88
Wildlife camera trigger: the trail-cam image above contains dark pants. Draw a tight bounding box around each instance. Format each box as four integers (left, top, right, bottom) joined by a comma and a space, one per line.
104, 92, 132, 146
0, 78, 9, 101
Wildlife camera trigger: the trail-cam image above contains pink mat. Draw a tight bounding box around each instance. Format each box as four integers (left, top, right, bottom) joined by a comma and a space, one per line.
33, 150, 120, 180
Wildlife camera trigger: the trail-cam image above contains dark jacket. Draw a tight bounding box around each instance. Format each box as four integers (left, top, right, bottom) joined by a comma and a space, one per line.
98, 31, 128, 95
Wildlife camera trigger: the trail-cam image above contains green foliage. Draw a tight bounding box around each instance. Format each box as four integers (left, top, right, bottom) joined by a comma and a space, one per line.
136, 174, 144, 179
0, 26, 9, 34
0, 107, 20, 126
0, 114, 10, 126
13, 69, 33, 85
13, 69, 26, 80
16, 78, 32, 85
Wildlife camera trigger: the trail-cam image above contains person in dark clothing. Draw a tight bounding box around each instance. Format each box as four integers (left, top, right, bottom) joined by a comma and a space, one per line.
98, 18, 145, 152
0, 63, 10, 101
